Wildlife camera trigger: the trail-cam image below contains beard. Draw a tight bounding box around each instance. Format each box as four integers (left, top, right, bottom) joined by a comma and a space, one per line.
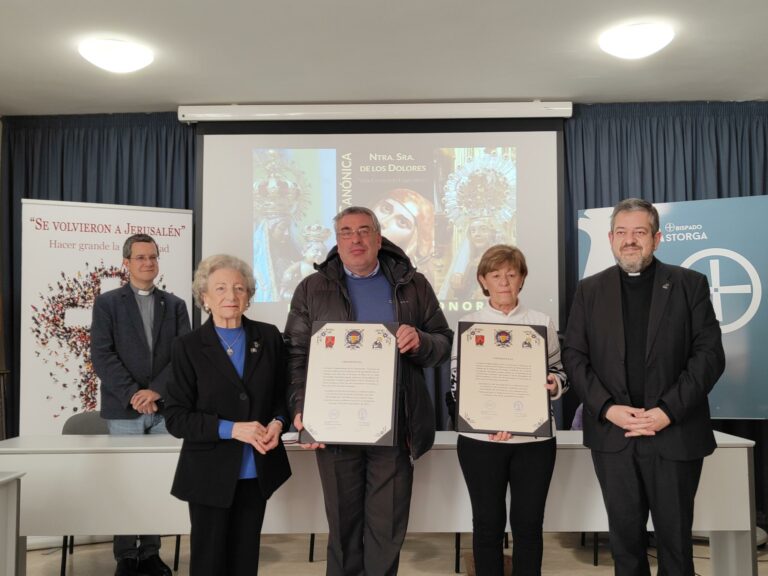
615, 247, 653, 274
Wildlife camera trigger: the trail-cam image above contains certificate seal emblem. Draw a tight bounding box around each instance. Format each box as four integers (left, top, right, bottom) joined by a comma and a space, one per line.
316, 328, 336, 346
495, 330, 512, 347
372, 328, 393, 350
345, 329, 364, 349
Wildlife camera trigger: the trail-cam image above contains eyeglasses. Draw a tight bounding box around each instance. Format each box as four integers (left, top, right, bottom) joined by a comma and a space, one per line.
129, 255, 159, 263
337, 226, 374, 240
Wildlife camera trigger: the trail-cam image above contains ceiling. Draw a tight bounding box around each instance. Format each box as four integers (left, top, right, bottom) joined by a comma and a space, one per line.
1, 0, 767, 117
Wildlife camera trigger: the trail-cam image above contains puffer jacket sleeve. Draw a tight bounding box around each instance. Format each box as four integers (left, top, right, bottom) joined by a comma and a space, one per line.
404, 273, 453, 368
284, 277, 313, 418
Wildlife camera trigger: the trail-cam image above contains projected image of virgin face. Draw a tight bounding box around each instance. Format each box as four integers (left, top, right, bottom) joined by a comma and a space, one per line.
375, 198, 416, 250
469, 219, 494, 249
269, 218, 292, 246
372, 188, 435, 279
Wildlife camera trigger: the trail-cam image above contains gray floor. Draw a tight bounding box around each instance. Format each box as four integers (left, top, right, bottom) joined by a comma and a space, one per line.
26, 532, 768, 575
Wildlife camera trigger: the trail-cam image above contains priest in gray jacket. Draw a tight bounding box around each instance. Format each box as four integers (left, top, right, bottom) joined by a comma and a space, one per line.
91, 233, 190, 576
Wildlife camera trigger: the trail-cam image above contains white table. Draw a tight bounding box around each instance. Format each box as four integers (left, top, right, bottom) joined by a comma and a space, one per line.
0, 431, 756, 575
0, 472, 23, 576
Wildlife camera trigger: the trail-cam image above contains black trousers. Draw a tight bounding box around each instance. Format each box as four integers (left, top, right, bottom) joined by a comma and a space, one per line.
316, 444, 414, 576
457, 435, 557, 576
591, 438, 704, 576
187, 478, 267, 576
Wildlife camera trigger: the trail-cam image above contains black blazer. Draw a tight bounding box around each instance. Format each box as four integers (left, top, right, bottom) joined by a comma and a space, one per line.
165, 317, 291, 507
91, 284, 191, 419
563, 261, 725, 460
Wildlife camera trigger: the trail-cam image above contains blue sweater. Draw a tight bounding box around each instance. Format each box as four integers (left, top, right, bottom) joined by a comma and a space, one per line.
345, 269, 396, 323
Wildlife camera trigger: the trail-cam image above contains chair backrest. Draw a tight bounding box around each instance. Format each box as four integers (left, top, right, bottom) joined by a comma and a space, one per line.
571, 403, 584, 431
62, 411, 109, 435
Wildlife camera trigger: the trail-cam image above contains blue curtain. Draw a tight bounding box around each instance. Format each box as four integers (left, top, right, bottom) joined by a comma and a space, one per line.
0, 112, 195, 437
562, 101, 768, 529
2, 112, 194, 206
565, 101, 768, 207
562, 101, 768, 320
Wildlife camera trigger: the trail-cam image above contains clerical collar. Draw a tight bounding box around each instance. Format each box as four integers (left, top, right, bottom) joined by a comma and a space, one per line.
129, 284, 155, 297
343, 261, 381, 279
620, 258, 657, 279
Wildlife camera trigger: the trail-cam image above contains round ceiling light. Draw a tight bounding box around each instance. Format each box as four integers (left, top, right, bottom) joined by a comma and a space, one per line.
599, 22, 675, 60
78, 38, 154, 73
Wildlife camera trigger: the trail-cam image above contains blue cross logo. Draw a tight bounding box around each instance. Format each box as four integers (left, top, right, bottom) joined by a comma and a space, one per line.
681, 249, 762, 334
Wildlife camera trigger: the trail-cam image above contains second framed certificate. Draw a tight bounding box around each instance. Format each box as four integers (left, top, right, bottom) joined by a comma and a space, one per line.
456, 321, 552, 437
300, 321, 399, 445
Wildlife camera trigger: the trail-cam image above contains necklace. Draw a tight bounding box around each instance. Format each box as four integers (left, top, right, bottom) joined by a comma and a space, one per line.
215, 328, 244, 357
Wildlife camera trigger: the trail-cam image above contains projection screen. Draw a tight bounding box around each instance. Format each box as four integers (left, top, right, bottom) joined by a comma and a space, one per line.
197, 119, 565, 331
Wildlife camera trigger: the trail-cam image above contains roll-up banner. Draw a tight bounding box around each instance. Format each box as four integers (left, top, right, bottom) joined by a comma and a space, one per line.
20, 200, 193, 434
578, 196, 767, 419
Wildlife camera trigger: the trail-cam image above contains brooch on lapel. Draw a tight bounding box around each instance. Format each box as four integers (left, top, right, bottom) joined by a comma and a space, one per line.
250, 340, 261, 354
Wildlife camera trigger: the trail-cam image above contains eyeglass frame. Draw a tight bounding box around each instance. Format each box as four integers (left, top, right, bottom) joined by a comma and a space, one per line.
128, 255, 160, 262
336, 226, 377, 240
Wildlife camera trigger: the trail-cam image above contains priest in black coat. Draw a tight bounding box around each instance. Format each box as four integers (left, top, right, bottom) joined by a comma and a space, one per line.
563, 198, 725, 576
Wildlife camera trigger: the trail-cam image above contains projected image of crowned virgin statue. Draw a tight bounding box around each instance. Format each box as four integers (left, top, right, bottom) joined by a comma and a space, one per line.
437, 149, 517, 302
252, 149, 334, 302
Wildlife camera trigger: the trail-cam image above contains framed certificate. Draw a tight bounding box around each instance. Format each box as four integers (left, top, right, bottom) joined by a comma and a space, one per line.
455, 321, 552, 437
299, 321, 399, 445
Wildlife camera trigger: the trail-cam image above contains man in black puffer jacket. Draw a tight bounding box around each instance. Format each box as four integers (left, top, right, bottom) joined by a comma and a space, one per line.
285, 206, 452, 576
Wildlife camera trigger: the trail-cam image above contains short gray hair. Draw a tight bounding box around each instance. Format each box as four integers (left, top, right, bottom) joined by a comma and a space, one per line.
333, 206, 381, 234
610, 198, 660, 236
192, 254, 256, 309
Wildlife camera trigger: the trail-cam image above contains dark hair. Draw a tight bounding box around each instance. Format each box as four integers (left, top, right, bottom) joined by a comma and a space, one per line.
333, 206, 381, 234
610, 198, 660, 236
476, 244, 528, 297
122, 234, 158, 259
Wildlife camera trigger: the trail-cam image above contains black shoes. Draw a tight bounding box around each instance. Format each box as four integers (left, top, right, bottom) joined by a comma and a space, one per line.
115, 555, 171, 576
115, 558, 149, 576
139, 555, 173, 576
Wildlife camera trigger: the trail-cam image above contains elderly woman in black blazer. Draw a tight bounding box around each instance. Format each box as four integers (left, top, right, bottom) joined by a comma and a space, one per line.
165, 254, 291, 576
